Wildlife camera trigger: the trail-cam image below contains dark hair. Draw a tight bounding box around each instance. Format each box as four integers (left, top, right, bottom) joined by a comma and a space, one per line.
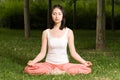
49, 4, 66, 30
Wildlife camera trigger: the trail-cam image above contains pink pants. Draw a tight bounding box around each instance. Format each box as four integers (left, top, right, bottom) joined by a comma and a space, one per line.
24, 62, 91, 75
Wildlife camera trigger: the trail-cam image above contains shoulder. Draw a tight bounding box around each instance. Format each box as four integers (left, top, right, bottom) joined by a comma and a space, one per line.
42, 29, 49, 37
67, 27, 73, 35
66, 27, 74, 38
43, 28, 50, 34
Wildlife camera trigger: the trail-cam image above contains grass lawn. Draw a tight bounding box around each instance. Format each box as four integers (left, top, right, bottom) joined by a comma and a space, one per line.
0, 28, 120, 80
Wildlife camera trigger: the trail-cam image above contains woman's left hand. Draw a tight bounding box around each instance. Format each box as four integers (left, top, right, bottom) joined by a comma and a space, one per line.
83, 61, 92, 67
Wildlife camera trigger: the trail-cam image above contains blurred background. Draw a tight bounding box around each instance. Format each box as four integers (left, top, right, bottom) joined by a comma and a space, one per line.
0, 0, 120, 30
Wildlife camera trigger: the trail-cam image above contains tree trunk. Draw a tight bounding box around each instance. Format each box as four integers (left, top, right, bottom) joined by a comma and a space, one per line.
73, 0, 76, 29
111, 0, 114, 31
96, 0, 106, 50
24, 0, 30, 38
47, 0, 52, 28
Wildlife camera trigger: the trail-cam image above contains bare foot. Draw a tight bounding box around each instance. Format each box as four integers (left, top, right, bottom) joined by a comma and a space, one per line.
48, 68, 66, 75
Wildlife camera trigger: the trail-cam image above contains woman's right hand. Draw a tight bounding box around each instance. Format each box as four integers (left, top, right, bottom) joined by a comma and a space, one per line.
27, 60, 35, 66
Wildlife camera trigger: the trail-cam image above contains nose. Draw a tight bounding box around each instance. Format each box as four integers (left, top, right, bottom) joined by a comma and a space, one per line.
55, 14, 59, 18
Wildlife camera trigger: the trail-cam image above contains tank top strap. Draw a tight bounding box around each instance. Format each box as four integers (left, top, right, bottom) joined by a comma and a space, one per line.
64, 27, 69, 36
46, 29, 50, 37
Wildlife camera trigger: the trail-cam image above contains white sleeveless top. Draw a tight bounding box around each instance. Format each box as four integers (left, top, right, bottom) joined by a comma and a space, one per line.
45, 28, 69, 64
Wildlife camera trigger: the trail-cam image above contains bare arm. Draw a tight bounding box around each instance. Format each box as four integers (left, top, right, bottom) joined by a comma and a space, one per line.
27, 30, 48, 66
68, 29, 88, 64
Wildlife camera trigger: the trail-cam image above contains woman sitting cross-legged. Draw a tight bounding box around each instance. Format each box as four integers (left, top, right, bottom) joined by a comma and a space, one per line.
24, 4, 92, 75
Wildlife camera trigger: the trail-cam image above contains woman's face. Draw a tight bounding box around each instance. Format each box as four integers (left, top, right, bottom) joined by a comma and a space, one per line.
52, 8, 63, 24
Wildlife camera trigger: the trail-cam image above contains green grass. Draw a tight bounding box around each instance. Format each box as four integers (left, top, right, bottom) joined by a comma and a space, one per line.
0, 28, 120, 80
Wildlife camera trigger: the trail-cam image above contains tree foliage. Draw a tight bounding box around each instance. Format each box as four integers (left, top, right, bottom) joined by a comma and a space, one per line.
0, 0, 120, 29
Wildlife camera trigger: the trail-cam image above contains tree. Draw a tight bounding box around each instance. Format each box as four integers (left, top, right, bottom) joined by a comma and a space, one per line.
73, 0, 76, 29
96, 0, 106, 50
47, 0, 52, 28
111, 0, 114, 31
24, 0, 30, 38
68, 0, 77, 29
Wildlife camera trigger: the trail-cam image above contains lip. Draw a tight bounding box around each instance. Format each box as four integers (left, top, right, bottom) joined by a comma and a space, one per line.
55, 19, 59, 21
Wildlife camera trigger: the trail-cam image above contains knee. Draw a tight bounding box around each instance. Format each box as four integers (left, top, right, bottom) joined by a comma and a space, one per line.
24, 66, 31, 74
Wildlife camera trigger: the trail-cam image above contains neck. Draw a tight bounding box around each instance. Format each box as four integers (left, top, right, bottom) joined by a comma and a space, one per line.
54, 23, 61, 29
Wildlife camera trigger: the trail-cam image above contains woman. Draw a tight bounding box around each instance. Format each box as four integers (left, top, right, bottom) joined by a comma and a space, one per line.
24, 4, 92, 75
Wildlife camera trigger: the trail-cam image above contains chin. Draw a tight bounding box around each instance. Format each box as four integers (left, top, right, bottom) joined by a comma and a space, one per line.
54, 21, 61, 24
